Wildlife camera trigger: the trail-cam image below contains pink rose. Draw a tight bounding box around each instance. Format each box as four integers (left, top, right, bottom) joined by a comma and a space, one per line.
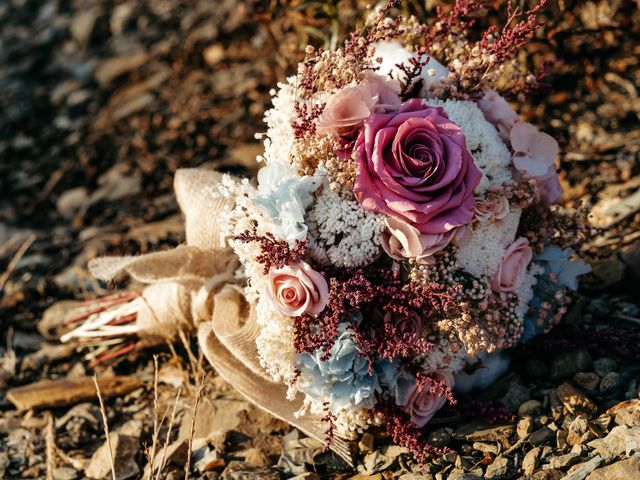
317, 73, 401, 141
354, 99, 482, 235
477, 90, 518, 141
474, 196, 510, 223
397, 370, 454, 428
384, 311, 422, 341
381, 216, 460, 264
267, 262, 329, 317
490, 237, 533, 298
510, 121, 559, 177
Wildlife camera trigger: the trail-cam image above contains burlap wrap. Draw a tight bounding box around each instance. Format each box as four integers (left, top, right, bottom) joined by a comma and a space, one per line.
87, 168, 353, 464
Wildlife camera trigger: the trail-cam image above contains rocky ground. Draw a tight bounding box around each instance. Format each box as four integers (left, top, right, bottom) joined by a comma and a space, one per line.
1, 0, 639, 479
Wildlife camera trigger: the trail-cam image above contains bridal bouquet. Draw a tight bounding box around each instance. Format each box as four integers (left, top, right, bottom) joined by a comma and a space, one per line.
61, 0, 590, 462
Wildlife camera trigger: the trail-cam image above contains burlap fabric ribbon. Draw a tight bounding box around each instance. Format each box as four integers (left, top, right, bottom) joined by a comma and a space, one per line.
87, 169, 353, 464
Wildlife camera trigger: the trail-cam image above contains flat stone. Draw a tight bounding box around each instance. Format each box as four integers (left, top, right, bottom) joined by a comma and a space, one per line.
588, 425, 628, 461
485, 455, 509, 479
221, 461, 279, 480
573, 372, 600, 391
607, 399, 640, 427
523, 447, 540, 476
562, 456, 603, 480
519, 399, 543, 417
550, 350, 593, 380
530, 426, 556, 446
599, 372, 620, 394
593, 358, 617, 377
472, 442, 499, 454
427, 428, 452, 448
54, 467, 79, 480
585, 454, 640, 480
454, 423, 515, 443
549, 453, 580, 470
518, 416, 534, 439
85, 432, 139, 480
557, 383, 598, 417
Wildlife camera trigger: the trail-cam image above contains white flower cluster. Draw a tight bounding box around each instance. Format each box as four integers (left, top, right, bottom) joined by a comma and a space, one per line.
308, 180, 385, 268
428, 99, 513, 193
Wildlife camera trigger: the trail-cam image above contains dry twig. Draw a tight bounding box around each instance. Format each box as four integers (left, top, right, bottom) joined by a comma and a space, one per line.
185, 373, 207, 480
45, 412, 56, 480
157, 387, 182, 479
0, 232, 36, 293
93, 375, 117, 480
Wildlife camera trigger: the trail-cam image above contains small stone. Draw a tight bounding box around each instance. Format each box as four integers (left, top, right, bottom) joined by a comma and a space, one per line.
599, 372, 620, 394
484, 455, 509, 479
593, 358, 617, 377
584, 454, 640, 480
607, 399, 640, 427
57, 187, 89, 219
550, 350, 593, 380
530, 427, 556, 446
290, 474, 320, 480
563, 456, 603, 480
472, 442, 499, 455
54, 467, 78, 480
85, 432, 139, 480
557, 383, 598, 417
573, 372, 600, 391
358, 432, 375, 453
427, 428, 451, 448
498, 380, 531, 412
557, 429, 569, 449
522, 447, 540, 476
518, 416, 534, 439
549, 452, 580, 470
204, 44, 225, 66
519, 399, 543, 417
221, 461, 279, 480
568, 417, 590, 446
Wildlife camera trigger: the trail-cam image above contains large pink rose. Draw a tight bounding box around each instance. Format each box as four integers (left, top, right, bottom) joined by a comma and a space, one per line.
490, 237, 533, 298
381, 216, 462, 264
353, 99, 482, 235
384, 311, 422, 341
266, 262, 329, 317
397, 370, 454, 428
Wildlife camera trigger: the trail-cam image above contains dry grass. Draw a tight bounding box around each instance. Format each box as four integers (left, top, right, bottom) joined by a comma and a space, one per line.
93, 375, 117, 480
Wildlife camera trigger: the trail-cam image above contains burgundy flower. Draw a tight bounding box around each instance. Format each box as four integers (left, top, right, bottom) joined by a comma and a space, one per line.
353, 99, 482, 236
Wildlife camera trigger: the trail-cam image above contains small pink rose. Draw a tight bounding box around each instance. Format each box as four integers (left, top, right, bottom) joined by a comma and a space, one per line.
381, 217, 459, 264
384, 311, 422, 341
474, 196, 510, 223
510, 121, 559, 177
397, 370, 454, 428
317, 73, 401, 141
490, 237, 533, 298
267, 262, 329, 317
477, 90, 518, 141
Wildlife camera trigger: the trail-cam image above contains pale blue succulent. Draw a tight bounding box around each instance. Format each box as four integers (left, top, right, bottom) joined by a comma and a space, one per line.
521, 246, 591, 342
252, 162, 320, 243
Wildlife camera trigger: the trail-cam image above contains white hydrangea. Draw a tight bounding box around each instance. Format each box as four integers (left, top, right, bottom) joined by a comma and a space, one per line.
307, 180, 385, 268
456, 208, 522, 278
427, 99, 512, 193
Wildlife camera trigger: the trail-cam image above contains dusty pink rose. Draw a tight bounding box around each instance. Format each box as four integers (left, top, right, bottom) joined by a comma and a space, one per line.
354, 99, 482, 235
317, 73, 401, 141
490, 237, 533, 298
477, 90, 518, 141
474, 196, 510, 223
267, 262, 329, 317
384, 311, 422, 341
381, 216, 461, 264
397, 370, 454, 428
510, 121, 559, 177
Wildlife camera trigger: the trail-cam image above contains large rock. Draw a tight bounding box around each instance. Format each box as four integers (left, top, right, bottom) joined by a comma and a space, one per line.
550, 350, 593, 380
557, 383, 598, 417
85, 433, 139, 480
585, 454, 640, 480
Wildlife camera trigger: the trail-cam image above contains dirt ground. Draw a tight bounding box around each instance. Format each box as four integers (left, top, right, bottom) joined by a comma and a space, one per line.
1, 1, 639, 479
